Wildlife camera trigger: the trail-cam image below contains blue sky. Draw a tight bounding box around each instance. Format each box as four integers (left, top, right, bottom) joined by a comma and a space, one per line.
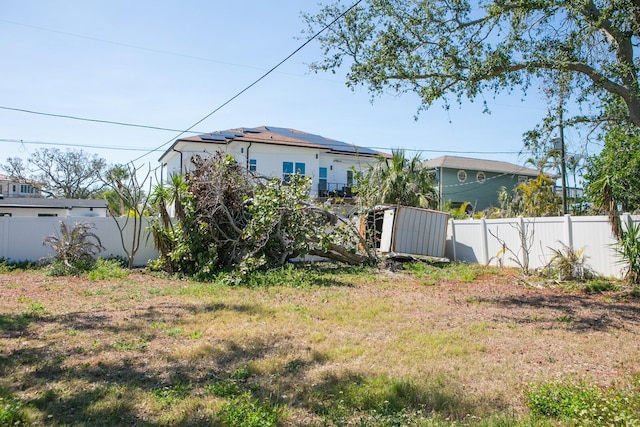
0, 1, 583, 174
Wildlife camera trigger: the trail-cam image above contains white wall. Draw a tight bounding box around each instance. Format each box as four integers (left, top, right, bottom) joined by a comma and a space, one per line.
0, 207, 106, 217
0, 216, 158, 266
446, 214, 639, 278
162, 142, 378, 197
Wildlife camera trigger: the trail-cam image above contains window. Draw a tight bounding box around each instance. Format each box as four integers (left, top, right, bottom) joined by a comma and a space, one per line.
282, 162, 294, 183
318, 167, 328, 193
476, 171, 486, 184
38, 213, 57, 217
283, 162, 305, 183
249, 159, 257, 172
457, 170, 467, 182
20, 184, 33, 194
346, 170, 354, 186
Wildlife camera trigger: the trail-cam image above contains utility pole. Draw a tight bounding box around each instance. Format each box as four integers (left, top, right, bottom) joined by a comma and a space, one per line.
559, 99, 568, 214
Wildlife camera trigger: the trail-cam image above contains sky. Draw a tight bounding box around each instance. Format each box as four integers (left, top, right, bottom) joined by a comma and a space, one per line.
0, 1, 587, 178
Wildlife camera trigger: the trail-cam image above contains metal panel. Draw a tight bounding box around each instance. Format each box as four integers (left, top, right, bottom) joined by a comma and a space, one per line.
389, 206, 449, 257
379, 209, 395, 252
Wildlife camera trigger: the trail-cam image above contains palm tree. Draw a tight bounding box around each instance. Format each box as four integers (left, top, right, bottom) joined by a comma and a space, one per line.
356, 149, 437, 209
105, 165, 130, 216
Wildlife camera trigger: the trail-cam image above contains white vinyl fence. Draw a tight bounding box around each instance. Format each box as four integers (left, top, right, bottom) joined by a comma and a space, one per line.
1, 214, 637, 276
446, 214, 640, 278
0, 216, 158, 267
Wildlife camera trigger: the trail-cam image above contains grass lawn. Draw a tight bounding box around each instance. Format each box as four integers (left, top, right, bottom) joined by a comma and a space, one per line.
1, 262, 639, 426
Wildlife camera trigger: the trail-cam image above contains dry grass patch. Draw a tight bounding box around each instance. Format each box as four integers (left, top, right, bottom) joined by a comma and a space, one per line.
1, 264, 640, 425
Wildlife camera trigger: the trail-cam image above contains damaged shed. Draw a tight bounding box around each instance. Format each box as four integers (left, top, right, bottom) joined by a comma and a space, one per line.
362, 205, 449, 259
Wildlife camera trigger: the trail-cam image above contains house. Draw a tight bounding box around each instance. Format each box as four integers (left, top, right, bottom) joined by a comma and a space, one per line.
424, 155, 545, 211
0, 198, 108, 217
0, 174, 42, 198
158, 126, 386, 198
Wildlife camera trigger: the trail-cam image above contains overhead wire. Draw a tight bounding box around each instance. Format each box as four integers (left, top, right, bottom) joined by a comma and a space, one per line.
0, 1, 537, 164
0, 138, 164, 152
128, 0, 366, 164
0, 106, 206, 134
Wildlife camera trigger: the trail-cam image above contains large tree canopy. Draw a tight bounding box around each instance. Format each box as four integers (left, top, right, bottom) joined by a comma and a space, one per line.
3, 148, 107, 199
304, 0, 640, 126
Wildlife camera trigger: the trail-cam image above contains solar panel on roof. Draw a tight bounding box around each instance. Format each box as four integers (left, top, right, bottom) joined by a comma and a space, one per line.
244, 128, 262, 133
265, 126, 379, 156
200, 134, 227, 141
219, 131, 239, 139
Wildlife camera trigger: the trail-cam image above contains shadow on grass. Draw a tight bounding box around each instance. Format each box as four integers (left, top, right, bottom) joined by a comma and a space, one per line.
1, 299, 505, 426
0, 313, 32, 336
480, 293, 640, 332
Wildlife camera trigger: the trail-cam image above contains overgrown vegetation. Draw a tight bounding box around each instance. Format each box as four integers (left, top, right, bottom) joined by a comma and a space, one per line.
86, 258, 129, 281
149, 153, 375, 281
354, 149, 438, 209
42, 221, 105, 275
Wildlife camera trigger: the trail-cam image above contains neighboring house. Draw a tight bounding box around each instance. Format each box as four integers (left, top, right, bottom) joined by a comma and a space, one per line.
0, 198, 108, 217
424, 155, 545, 211
0, 174, 42, 198
159, 126, 386, 198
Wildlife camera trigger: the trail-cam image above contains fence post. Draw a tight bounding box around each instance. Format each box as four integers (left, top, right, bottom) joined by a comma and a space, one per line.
449, 218, 457, 261
2, 217, 9, 260
564, 214, 573, 250
621, 212, 633, 232
480, 218, 489, 265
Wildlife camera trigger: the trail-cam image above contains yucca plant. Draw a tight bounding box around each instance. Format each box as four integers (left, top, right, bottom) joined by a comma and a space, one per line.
43, 221, 105, 274
547, 242, 591, 281
615, 221, 640, 284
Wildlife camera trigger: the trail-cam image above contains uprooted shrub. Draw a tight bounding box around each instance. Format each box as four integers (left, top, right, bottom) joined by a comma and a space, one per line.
149, 153, 376, 280
42, 221, 105, 275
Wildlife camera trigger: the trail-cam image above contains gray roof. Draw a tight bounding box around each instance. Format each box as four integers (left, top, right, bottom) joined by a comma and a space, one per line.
424, 155, 542, 177
0, 198, 107, 209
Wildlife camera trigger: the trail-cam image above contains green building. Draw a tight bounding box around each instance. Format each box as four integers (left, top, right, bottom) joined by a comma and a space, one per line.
424, 155, 544, 212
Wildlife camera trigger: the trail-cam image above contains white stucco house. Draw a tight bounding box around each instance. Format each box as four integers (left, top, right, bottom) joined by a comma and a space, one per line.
0, 198, 108, 217
158, 126, 387, 199
0, 174, 42, 198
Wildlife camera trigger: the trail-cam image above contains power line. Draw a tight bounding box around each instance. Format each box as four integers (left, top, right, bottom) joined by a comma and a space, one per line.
0, 106, 205, 134
129, 0, 365, 164
0, 107, 530, 156
368, 146, 522, 155
0, 138, 164, 152
0, 18, 344, 84
1, 138, 531, 157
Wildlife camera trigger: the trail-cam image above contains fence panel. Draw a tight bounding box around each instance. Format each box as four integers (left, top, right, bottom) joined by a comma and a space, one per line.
447, 214, 640, 278
0, 216, 158, 266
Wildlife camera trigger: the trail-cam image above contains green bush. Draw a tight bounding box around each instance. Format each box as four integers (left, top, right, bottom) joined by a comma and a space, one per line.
87, 259, 129, 281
